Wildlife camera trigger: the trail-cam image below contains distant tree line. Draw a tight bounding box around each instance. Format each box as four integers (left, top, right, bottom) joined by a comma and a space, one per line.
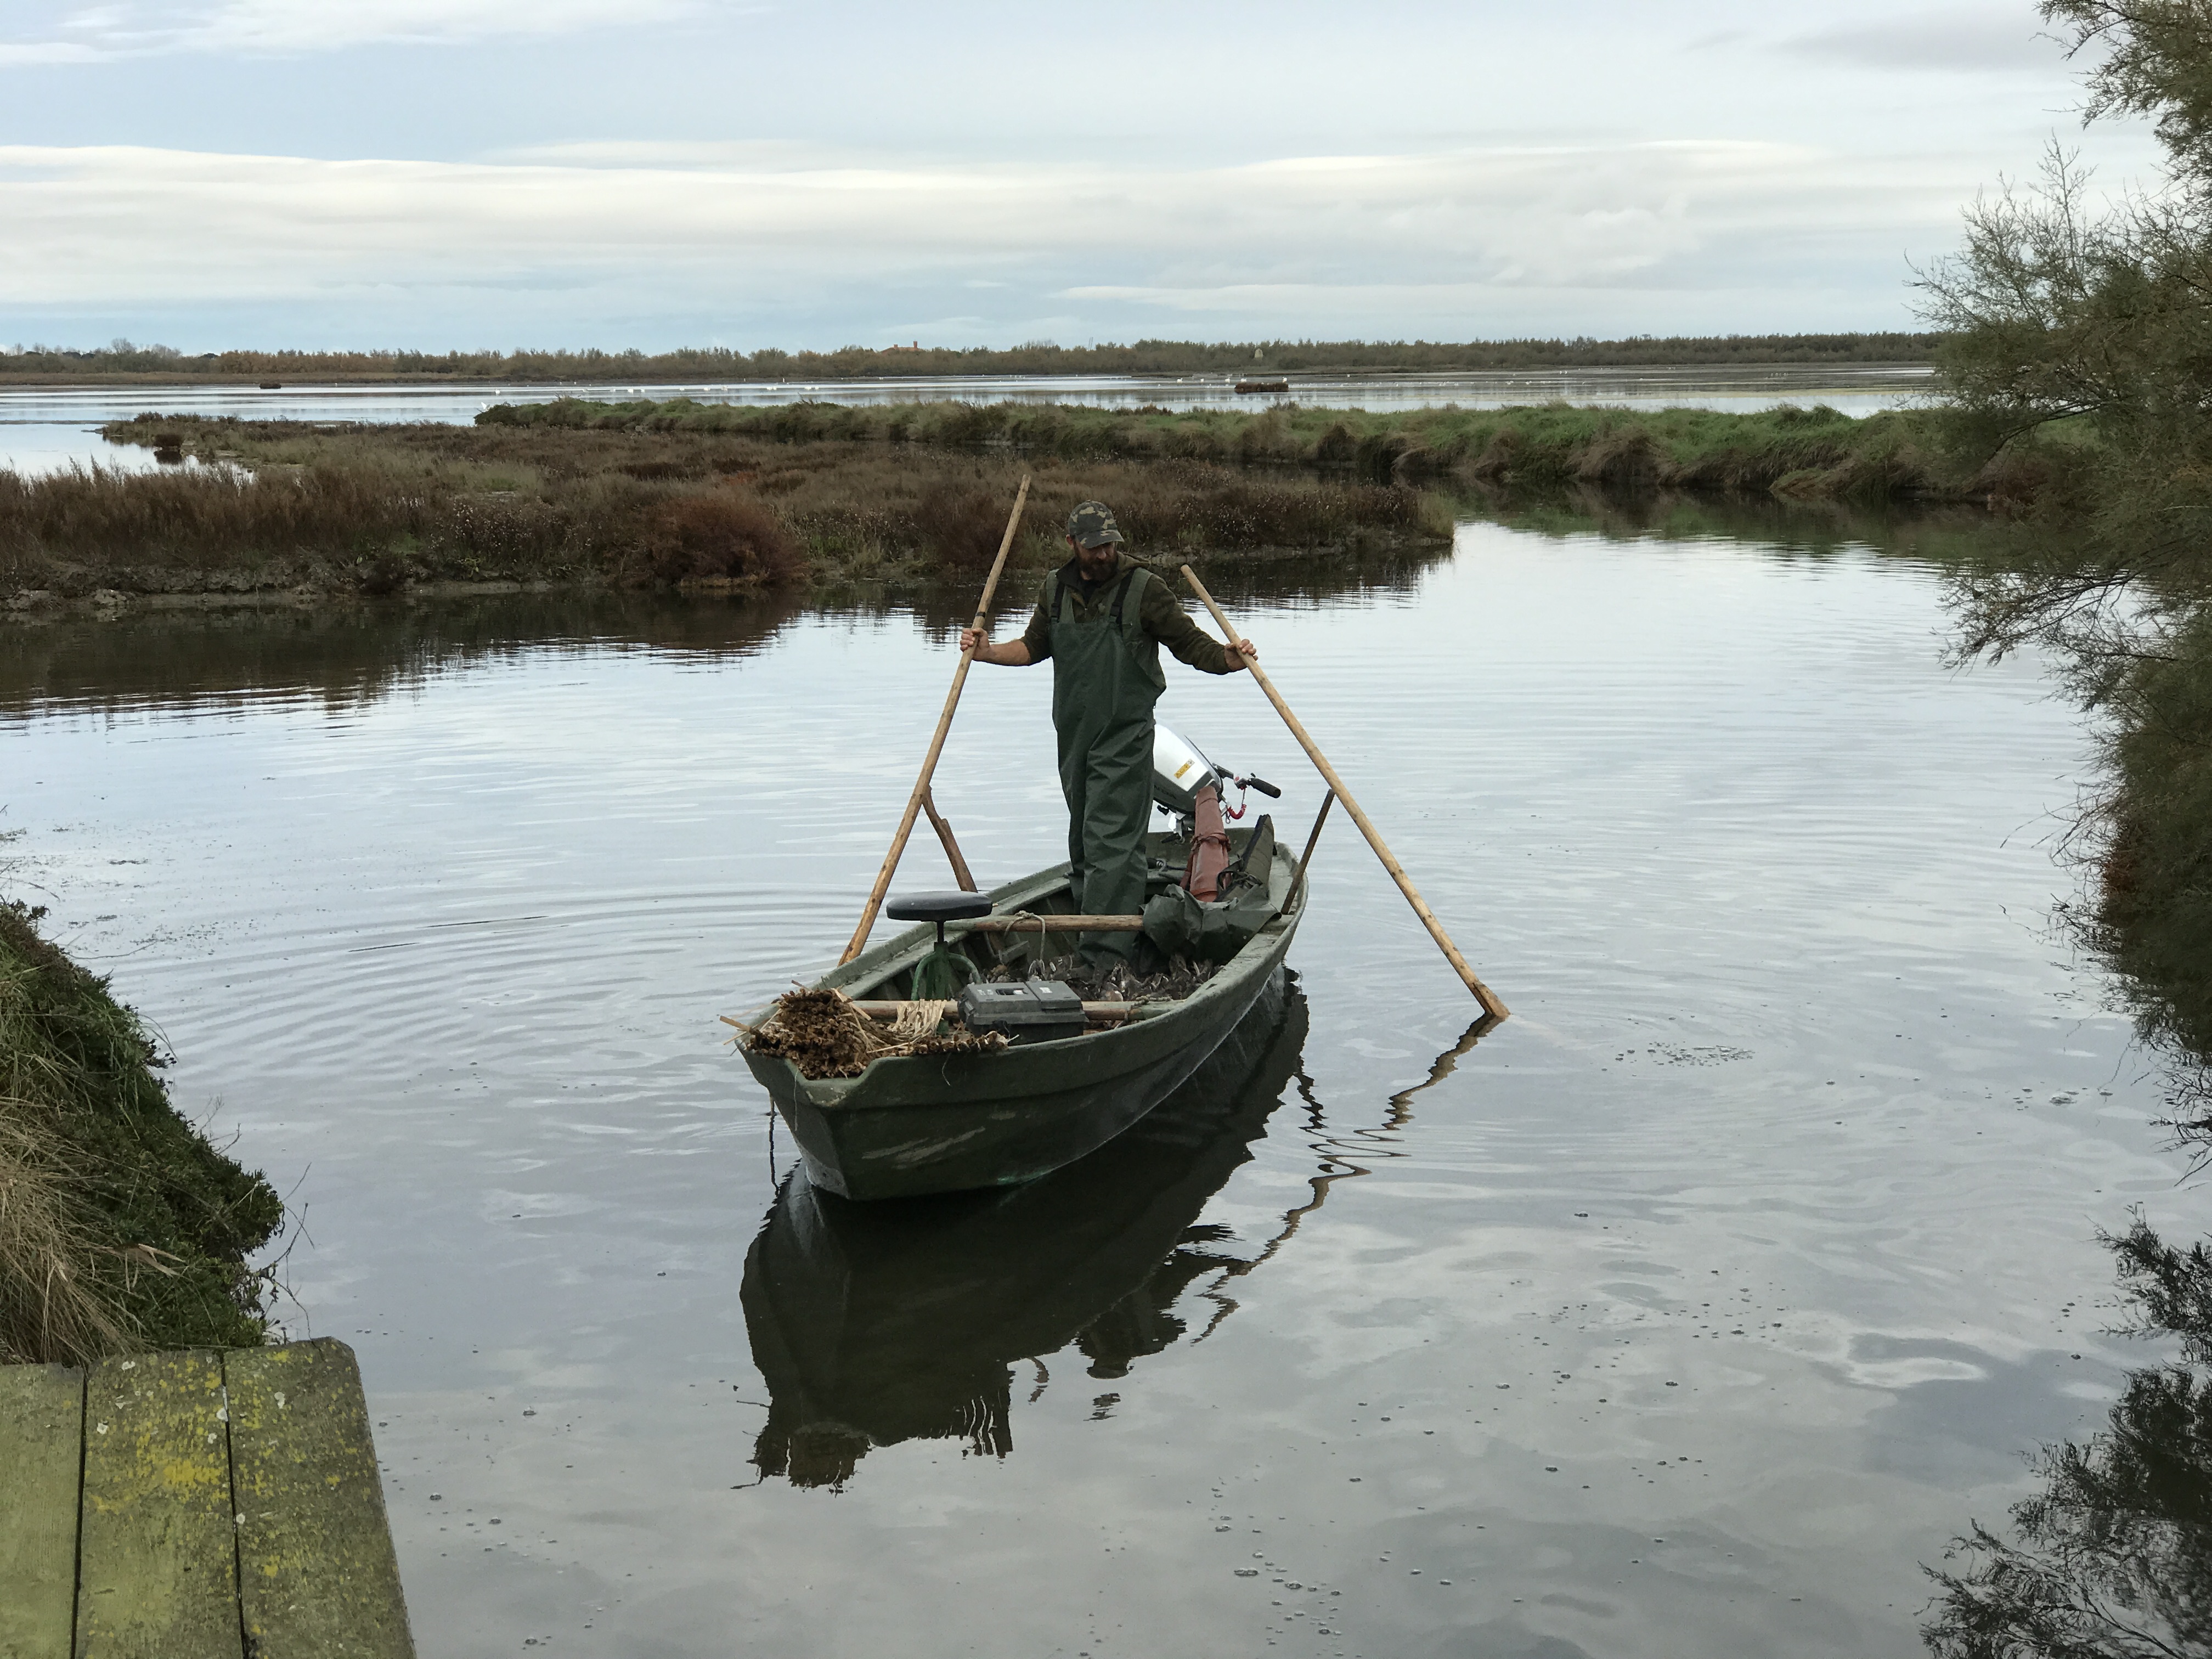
0, 332, 1943, 383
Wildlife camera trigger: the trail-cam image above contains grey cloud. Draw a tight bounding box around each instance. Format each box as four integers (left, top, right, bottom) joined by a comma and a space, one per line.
2, 0, 706, 62
1780, 10, 2061, 73
0, 138, 1978, 346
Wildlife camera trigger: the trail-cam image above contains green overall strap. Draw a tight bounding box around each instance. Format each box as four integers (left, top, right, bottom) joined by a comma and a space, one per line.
1109, 564, 1142, 637
1112, 566, 1167, 691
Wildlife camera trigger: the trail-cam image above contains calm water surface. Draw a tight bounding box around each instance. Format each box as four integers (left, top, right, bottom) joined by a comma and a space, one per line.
1, 363, 1933, 475
3, 515, 2201, 1659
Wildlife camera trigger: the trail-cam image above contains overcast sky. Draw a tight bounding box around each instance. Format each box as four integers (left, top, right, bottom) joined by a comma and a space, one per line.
0, 0, 2159, 352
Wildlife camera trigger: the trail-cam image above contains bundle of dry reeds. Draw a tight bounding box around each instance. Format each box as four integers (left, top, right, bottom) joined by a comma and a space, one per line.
742, 987, 1005, 1080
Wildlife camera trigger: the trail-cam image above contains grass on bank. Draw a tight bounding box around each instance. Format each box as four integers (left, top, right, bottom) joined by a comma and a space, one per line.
485, 395, 2053, 504
0, 899, 283, 1364
2, 416, 1447, 601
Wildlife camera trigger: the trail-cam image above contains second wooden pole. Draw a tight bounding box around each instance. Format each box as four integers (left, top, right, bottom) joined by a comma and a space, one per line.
1178, 564, 1508, 1020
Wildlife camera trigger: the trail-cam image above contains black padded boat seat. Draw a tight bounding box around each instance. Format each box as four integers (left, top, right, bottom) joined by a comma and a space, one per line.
886, 891, 994, 924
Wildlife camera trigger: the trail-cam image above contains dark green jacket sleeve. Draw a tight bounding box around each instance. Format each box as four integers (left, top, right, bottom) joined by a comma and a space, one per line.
1020, 587, 1053, 662
1139, 575, 1241, 673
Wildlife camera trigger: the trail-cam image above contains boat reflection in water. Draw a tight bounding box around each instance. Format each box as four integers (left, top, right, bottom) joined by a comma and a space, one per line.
741, 974, 1503, 1489
742, 973, 1310, 1489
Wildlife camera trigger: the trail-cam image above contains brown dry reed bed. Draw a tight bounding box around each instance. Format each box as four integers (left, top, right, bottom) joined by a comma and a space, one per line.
1, 415, 1449, 606
0, 899, 282, 1364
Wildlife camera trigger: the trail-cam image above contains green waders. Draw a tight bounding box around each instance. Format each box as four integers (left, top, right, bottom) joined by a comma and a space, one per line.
1048, 566, 1167, 968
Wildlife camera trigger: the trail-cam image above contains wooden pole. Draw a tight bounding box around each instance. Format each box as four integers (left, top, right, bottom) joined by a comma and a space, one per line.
1288, 788, 1334, 910
1178, 565, 1509, 1020
919, 788, 977, 891
841, 477, 1030, 963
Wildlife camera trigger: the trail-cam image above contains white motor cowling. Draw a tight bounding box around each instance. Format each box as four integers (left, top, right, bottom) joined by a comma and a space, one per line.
1151, 723, 1224, 818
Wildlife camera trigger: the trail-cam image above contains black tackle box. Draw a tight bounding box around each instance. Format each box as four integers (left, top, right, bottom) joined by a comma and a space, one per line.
956, 980, 1088, 1045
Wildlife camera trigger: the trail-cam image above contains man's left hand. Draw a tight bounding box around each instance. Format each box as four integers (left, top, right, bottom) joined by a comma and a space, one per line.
1230, 637, 1257, 668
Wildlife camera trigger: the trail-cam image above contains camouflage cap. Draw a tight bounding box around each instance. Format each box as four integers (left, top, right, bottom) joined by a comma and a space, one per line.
1065, 500, 1126, 548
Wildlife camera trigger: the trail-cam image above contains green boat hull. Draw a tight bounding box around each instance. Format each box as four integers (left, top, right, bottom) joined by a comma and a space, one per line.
739, 828, 1305, 1200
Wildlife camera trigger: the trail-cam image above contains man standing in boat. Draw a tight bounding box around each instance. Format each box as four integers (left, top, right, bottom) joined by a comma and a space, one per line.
961, 500, 1257, 968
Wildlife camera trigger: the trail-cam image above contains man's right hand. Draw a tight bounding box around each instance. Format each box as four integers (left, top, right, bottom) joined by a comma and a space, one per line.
962, 631, 1031, 665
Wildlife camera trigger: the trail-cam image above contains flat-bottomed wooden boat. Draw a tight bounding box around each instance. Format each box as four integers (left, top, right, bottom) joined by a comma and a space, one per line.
738, 825, 1303, 1200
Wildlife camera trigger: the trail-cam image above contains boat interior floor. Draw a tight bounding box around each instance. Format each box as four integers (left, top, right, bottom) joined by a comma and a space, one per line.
862, 837, 1283, 1006
983, 952, 1219, 1003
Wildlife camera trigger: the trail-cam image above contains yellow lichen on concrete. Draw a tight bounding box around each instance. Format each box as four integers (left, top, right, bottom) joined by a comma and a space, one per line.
75, 1349, 240, 1658
5, 1340, 411, 1658
228, 1340, 414, 1659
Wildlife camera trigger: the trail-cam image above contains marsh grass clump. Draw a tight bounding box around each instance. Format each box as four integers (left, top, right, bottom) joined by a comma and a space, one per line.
0, 899, 282, 1363
0, 425, 807, 599
0, 1113, 135, 1365
912, 477, 1014, 572
628, 489, 803, 586
7, 416, 1447, 602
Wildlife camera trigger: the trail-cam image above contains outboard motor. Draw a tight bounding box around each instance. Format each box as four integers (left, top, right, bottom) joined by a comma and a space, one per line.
1152, 724, 1226, 825
1150, 722, 1282, 900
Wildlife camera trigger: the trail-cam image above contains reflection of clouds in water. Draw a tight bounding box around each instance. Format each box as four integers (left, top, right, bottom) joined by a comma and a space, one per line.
1836, 1336, 1991, 1390
0, 424, 179, 478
